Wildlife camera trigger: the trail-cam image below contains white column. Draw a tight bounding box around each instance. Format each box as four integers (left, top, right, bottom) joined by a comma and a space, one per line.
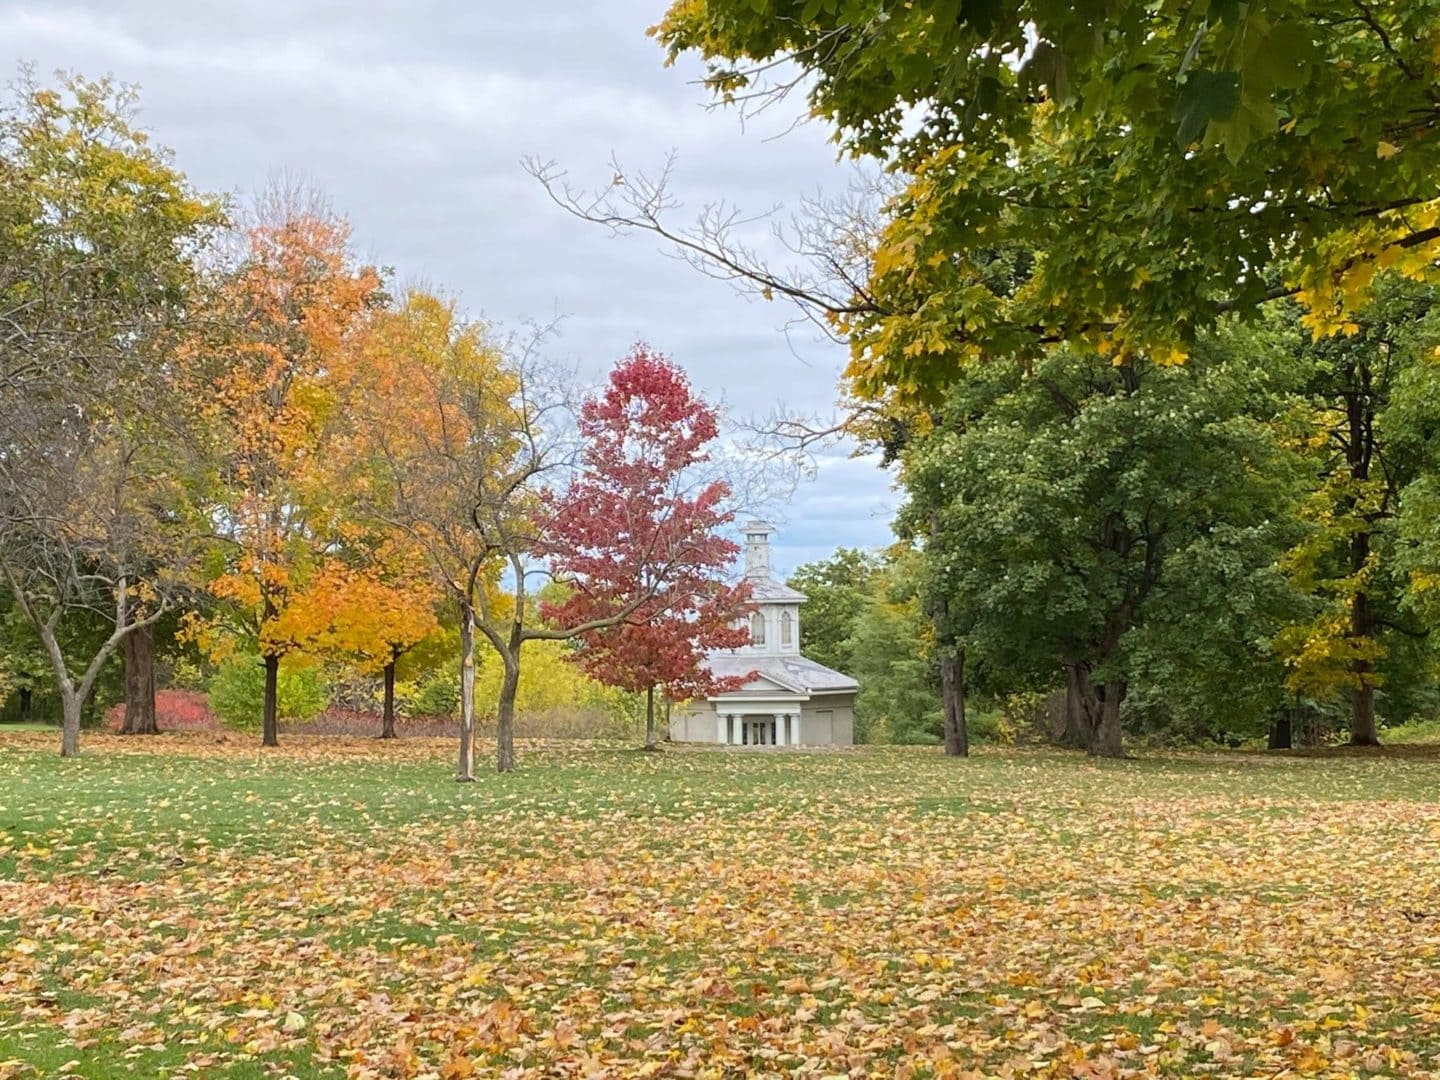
790, 713, 800, 746
716, 711, 726, 744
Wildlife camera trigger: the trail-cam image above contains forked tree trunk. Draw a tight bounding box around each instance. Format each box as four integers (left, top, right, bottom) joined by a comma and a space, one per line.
121, 623, 158, 734
380, 658, 398, 739
17, 686, 31, 722
261, 654, 280, 747
643, 684, 658, 751
457, 604, 476, 782
496, 656, 519, 773
940, 648, 968, 757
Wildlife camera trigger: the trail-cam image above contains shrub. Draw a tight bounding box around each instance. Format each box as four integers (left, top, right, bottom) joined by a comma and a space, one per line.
208, 656, 330, 731
105, 689, 220, 732
407, 661, 460, 717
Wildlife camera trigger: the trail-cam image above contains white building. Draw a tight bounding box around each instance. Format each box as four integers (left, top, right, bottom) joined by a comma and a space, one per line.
668, 521, 858, 746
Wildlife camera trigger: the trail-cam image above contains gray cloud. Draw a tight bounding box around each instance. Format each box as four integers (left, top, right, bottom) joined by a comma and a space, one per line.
2, 0, 900, 574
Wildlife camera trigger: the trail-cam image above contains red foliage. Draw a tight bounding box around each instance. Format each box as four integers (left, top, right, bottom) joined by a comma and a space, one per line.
542, 344, 755, 699
105, 690, 219, 732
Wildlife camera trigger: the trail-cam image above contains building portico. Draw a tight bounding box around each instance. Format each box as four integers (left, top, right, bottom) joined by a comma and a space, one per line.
714, 703, 802, 746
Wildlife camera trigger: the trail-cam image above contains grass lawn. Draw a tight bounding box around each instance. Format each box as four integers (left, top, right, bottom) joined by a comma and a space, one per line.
3, 734, 1440, 1078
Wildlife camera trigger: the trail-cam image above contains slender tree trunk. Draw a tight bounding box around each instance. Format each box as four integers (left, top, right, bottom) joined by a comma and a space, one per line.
457, 604, 476, 782
60, 688, 81, 758
1345, 372, 1381, 747
940, 648, 968, 757
1351, 681, 1379, 746
496, 654, 519, 773
1350, 581, 1380, 746
121, 623, 158, 734
1093, 680, 1126, 758
17, 687, 31, 722
643, 684, 658, 751
261, 654, 280, 747
380, 659, 398, 739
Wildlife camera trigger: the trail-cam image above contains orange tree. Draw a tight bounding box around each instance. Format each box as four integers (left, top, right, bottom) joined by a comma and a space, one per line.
203, 193, 385, 746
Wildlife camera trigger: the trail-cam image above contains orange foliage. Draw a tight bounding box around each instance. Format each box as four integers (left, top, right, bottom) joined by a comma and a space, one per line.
203, 201, 386, 659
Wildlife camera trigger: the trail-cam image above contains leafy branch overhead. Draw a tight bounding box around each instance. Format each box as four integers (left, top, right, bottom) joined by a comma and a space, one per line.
650, 0, 1440, 399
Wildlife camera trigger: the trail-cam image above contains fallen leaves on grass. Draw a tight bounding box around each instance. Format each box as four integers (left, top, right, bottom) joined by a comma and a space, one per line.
2, 734, 1440, 1077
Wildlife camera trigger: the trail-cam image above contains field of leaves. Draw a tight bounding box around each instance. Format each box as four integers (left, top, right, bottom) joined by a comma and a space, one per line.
2, 733, 1440, 1078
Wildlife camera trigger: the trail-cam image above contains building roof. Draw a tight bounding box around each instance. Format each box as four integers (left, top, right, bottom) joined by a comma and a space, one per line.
705, 652, 859, 696
748, 577, 808, 603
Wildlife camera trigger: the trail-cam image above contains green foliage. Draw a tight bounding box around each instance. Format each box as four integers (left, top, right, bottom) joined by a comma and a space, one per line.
655, 0, 1440, 402
899, 323, 1307, 752
404, 658, 461, 718
208, 656, 329, 731
786, 547, 883, 674
843, 556, 941, 745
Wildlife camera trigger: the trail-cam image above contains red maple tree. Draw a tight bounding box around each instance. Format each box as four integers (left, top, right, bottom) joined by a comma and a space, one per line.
542, 344, 754, 749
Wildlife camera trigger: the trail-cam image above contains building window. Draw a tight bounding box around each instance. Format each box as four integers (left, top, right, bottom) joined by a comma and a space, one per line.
780, 610, 793, 646
750, 611, 766, 646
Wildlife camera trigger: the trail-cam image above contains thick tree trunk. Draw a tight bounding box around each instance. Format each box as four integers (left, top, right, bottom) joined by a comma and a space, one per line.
380, 659, 398, 739
261, 654, 280, 747
643, 684, 658, 751
496, 656, 519, 773
1268, 711, 1294, 750
457, 605, 476, 782
1093, 680, 1126, 758
1057, 663, 1099, 750
121, 623, 158, 734
940, 648, 968, 757
60, 689, 81, 758
17, 686, 31, 722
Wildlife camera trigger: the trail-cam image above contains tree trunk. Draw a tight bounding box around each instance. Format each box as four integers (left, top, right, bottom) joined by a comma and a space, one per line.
261, 654, 280, 747
1345, 371, 1381, 747
1268, 711, 1294, 750
1351, 680, 1379, 746
457, 604, 476, 782
1093, 680, 1126, 758
60, 688, 81, 758
121, 622, 158, 734
496, 655, 519, 773
1057, 663, 1100, 750
380, 659, 397, 739
643, 684, 658, 751
17, 686, 31, 722
940, 648, 968, 757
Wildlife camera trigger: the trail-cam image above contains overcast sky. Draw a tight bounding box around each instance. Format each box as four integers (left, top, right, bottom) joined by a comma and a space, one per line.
2, 0, 900, 577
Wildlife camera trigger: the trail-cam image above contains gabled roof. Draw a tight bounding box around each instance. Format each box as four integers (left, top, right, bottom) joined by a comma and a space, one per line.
705, 653, 859, 697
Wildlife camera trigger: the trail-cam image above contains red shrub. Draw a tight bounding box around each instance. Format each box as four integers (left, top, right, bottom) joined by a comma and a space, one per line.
105, 689, 220, 732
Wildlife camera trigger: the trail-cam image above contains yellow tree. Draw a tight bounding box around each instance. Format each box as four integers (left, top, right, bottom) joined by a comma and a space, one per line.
339, 289, 517, 780
205, 192, 385, 746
